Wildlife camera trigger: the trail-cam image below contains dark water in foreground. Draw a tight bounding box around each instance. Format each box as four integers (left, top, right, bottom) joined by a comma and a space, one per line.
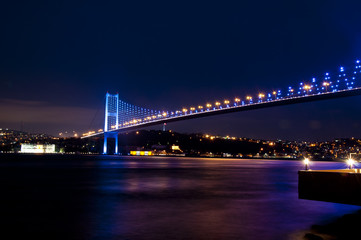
0, 154, 359, 240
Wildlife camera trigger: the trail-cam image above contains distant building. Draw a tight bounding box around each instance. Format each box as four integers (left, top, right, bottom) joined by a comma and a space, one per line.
21, 144, 56, 153
129, 151, 153, 156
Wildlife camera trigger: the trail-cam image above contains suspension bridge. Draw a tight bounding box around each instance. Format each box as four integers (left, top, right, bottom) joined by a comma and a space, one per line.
82, 60, 361, 154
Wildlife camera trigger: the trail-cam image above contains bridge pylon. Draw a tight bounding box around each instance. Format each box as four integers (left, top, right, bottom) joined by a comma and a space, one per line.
103, 131, 118, 155
103, 93, 119, 154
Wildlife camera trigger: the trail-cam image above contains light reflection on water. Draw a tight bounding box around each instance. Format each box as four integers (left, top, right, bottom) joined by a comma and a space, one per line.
0, 155, 359, 240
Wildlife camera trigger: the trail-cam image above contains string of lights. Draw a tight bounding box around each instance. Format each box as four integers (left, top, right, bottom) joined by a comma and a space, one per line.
83, 60, 361, 137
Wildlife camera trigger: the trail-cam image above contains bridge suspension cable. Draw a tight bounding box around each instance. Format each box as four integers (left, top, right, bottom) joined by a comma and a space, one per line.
82, 59, 361, 138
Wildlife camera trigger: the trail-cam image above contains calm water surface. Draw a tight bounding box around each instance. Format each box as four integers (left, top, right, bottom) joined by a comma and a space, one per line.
0, 154, 359, 240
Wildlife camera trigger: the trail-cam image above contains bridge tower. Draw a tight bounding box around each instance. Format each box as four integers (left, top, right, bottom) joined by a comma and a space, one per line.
103, 93, 119, 154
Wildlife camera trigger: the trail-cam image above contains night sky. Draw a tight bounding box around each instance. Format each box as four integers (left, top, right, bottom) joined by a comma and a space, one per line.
1, 0, 361, 140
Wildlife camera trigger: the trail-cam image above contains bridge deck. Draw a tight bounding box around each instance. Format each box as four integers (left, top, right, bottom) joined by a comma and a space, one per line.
83, 87, 361, 138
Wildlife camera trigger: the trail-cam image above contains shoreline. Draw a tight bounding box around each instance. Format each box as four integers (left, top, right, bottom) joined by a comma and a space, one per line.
0, 152, 356, 163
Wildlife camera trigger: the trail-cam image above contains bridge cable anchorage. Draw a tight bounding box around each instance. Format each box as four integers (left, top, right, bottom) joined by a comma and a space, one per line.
82, 59, 361, 139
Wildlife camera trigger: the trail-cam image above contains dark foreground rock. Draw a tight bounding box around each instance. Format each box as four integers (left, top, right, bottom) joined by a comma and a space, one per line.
303, 233, 324, 240
304, 209, 361, 239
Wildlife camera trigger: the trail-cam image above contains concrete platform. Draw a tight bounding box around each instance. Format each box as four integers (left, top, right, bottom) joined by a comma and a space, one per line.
299, 169, 361, 206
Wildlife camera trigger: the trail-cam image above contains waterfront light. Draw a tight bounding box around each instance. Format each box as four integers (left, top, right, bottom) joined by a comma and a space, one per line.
190, 107, 195, 111
304, 158, 310, 170
347, 158, 354, 169
206, 103, 212, 108
215, 102, 221, 106
224, 100, 230, 105
235, 98, 240, 103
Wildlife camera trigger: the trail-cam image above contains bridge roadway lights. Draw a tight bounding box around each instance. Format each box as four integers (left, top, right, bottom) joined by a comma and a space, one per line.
103, 132, 118, 155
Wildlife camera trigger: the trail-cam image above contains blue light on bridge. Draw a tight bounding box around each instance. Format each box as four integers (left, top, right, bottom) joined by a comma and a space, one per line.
83, 59, 361, 152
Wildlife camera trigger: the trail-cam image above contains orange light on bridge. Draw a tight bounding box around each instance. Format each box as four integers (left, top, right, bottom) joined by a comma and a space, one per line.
198, 105, 203, 109
246, 96, 252, 100
215, 102, 221, 106
323, 82, 330, 91
303, 85, 311, 90
258, 93, 265, 99
162, 112, 167, 117
234, 98, 240, 103
182, 108, 188, 113
224, 100, 230, 104
190, 107, 195, 111
206, 103, 212, 108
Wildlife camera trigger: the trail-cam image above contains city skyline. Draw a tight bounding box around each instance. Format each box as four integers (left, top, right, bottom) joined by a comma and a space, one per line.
1, 1, 361, 140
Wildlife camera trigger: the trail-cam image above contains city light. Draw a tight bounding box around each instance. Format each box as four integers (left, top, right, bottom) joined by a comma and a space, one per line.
347, 158, 354, 169
304, 158, 310, 170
